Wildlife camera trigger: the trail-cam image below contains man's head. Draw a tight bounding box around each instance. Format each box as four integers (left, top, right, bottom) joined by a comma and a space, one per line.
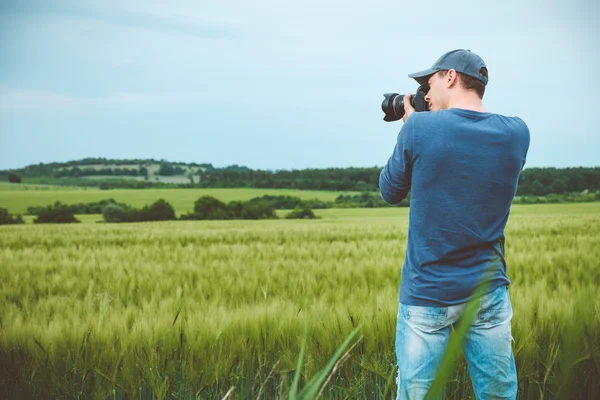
408, 49, 488, 111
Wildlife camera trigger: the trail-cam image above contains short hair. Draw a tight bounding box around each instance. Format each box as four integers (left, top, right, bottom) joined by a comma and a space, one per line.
436, 68, 488, 99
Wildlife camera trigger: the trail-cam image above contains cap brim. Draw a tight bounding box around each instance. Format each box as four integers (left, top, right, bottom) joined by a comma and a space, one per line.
408, 68, 438, 85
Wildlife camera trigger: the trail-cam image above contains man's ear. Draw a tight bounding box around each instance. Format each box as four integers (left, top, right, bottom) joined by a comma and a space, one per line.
446, 69, 458, 88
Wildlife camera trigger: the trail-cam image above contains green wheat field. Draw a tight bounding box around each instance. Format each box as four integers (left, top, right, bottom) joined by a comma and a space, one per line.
0, 186, 599, 399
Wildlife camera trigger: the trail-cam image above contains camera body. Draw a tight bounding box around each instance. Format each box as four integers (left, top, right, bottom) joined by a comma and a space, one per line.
381, 85, 430, 121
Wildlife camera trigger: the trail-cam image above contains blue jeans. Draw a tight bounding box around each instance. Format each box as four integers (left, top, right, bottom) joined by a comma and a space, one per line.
395, 285, 517, 400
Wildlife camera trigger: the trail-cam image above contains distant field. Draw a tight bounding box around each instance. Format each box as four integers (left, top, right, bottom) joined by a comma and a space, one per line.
0, 184, 360, 215
18, 208, 412, 224
17, 203, 600, 225
82, 175, 191, 183
0, 182, 83, 191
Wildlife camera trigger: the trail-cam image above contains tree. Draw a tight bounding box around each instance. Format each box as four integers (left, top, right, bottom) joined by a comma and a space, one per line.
551, 178, 567, 194
531, 179, 546, 196
355, 180, 373, 192
158, 163, 175, 176
185, 171, 195, 184
8, 173, 21, 183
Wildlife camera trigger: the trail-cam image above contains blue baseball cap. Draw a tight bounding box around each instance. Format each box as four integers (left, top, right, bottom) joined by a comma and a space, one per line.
408, 49, 488, 86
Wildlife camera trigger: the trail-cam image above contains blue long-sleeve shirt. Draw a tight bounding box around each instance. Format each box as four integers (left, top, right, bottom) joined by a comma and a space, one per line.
380, 108, 530, 306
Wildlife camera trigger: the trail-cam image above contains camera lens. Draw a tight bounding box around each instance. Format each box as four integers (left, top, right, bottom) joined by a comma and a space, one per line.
382, 93, 405, 122
381, 85, 430, 122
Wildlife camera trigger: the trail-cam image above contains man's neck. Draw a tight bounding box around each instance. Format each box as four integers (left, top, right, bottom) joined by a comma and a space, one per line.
446, 92, 487, 113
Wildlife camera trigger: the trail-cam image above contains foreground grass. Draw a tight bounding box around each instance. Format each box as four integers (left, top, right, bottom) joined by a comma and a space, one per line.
0, 204, 599, 398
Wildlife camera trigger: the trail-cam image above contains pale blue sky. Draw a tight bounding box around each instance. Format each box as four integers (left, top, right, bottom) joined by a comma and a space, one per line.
1, 0, 598, 170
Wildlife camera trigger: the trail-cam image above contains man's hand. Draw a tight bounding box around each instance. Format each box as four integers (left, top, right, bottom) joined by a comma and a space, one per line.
402, 94, 415, 123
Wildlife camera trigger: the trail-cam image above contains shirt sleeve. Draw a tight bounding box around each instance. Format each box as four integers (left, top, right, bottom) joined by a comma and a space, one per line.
519, 119, 531, 170
379, 117, 414, 204
511, 116, 531, 170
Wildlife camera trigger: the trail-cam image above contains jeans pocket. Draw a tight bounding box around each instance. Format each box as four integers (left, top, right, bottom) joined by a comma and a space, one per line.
401, 304, 447, 331
477, 286, 512, 325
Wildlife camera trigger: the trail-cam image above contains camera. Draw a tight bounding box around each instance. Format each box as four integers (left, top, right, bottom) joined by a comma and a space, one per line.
381, 85, 430, 122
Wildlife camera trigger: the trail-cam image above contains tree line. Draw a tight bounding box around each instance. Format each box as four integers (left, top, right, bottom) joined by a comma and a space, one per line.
192, 167, 600, 196
2, 159, 599, 196
2, 158, 212, 179
52, 167, 146, 178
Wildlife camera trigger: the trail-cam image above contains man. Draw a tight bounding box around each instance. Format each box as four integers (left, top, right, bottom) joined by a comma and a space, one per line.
379, 49, 530, 399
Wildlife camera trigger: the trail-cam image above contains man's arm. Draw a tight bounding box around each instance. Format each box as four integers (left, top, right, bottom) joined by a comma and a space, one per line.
379, 116, 414, 205
516, 117, 531, 170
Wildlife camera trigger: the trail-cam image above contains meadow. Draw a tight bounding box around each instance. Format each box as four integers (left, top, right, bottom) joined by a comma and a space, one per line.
0, 183, 359, 215
0, 203, 599, 399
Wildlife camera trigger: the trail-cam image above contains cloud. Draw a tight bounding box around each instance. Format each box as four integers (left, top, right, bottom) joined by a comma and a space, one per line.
1, 0, 241, 40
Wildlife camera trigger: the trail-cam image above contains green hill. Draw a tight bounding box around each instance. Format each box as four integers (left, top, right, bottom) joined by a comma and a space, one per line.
1, 158, 600, 196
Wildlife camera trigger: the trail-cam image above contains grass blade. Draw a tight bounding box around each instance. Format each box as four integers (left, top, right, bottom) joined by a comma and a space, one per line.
298, 326, 360, 399
289, 320, 308, 400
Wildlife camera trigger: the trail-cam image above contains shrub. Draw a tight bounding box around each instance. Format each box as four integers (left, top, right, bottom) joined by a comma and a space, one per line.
301, 199, 332, 209
103, 200, 176, 223
247, 195, 333, 210
33, 202, 80, 224
27, 199, 130, 215
248, 195, 304, 209
181, 197, 278, 220
102, 204, 128, 223
192, 196, 230, 220
138, 199, 176, 222
237, 201, 277, 220
0, 208, 24, 225
334, 192, 406, 208
285, 207, 317, 219
225, 201, 244, 218
179, 212, 197, 221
